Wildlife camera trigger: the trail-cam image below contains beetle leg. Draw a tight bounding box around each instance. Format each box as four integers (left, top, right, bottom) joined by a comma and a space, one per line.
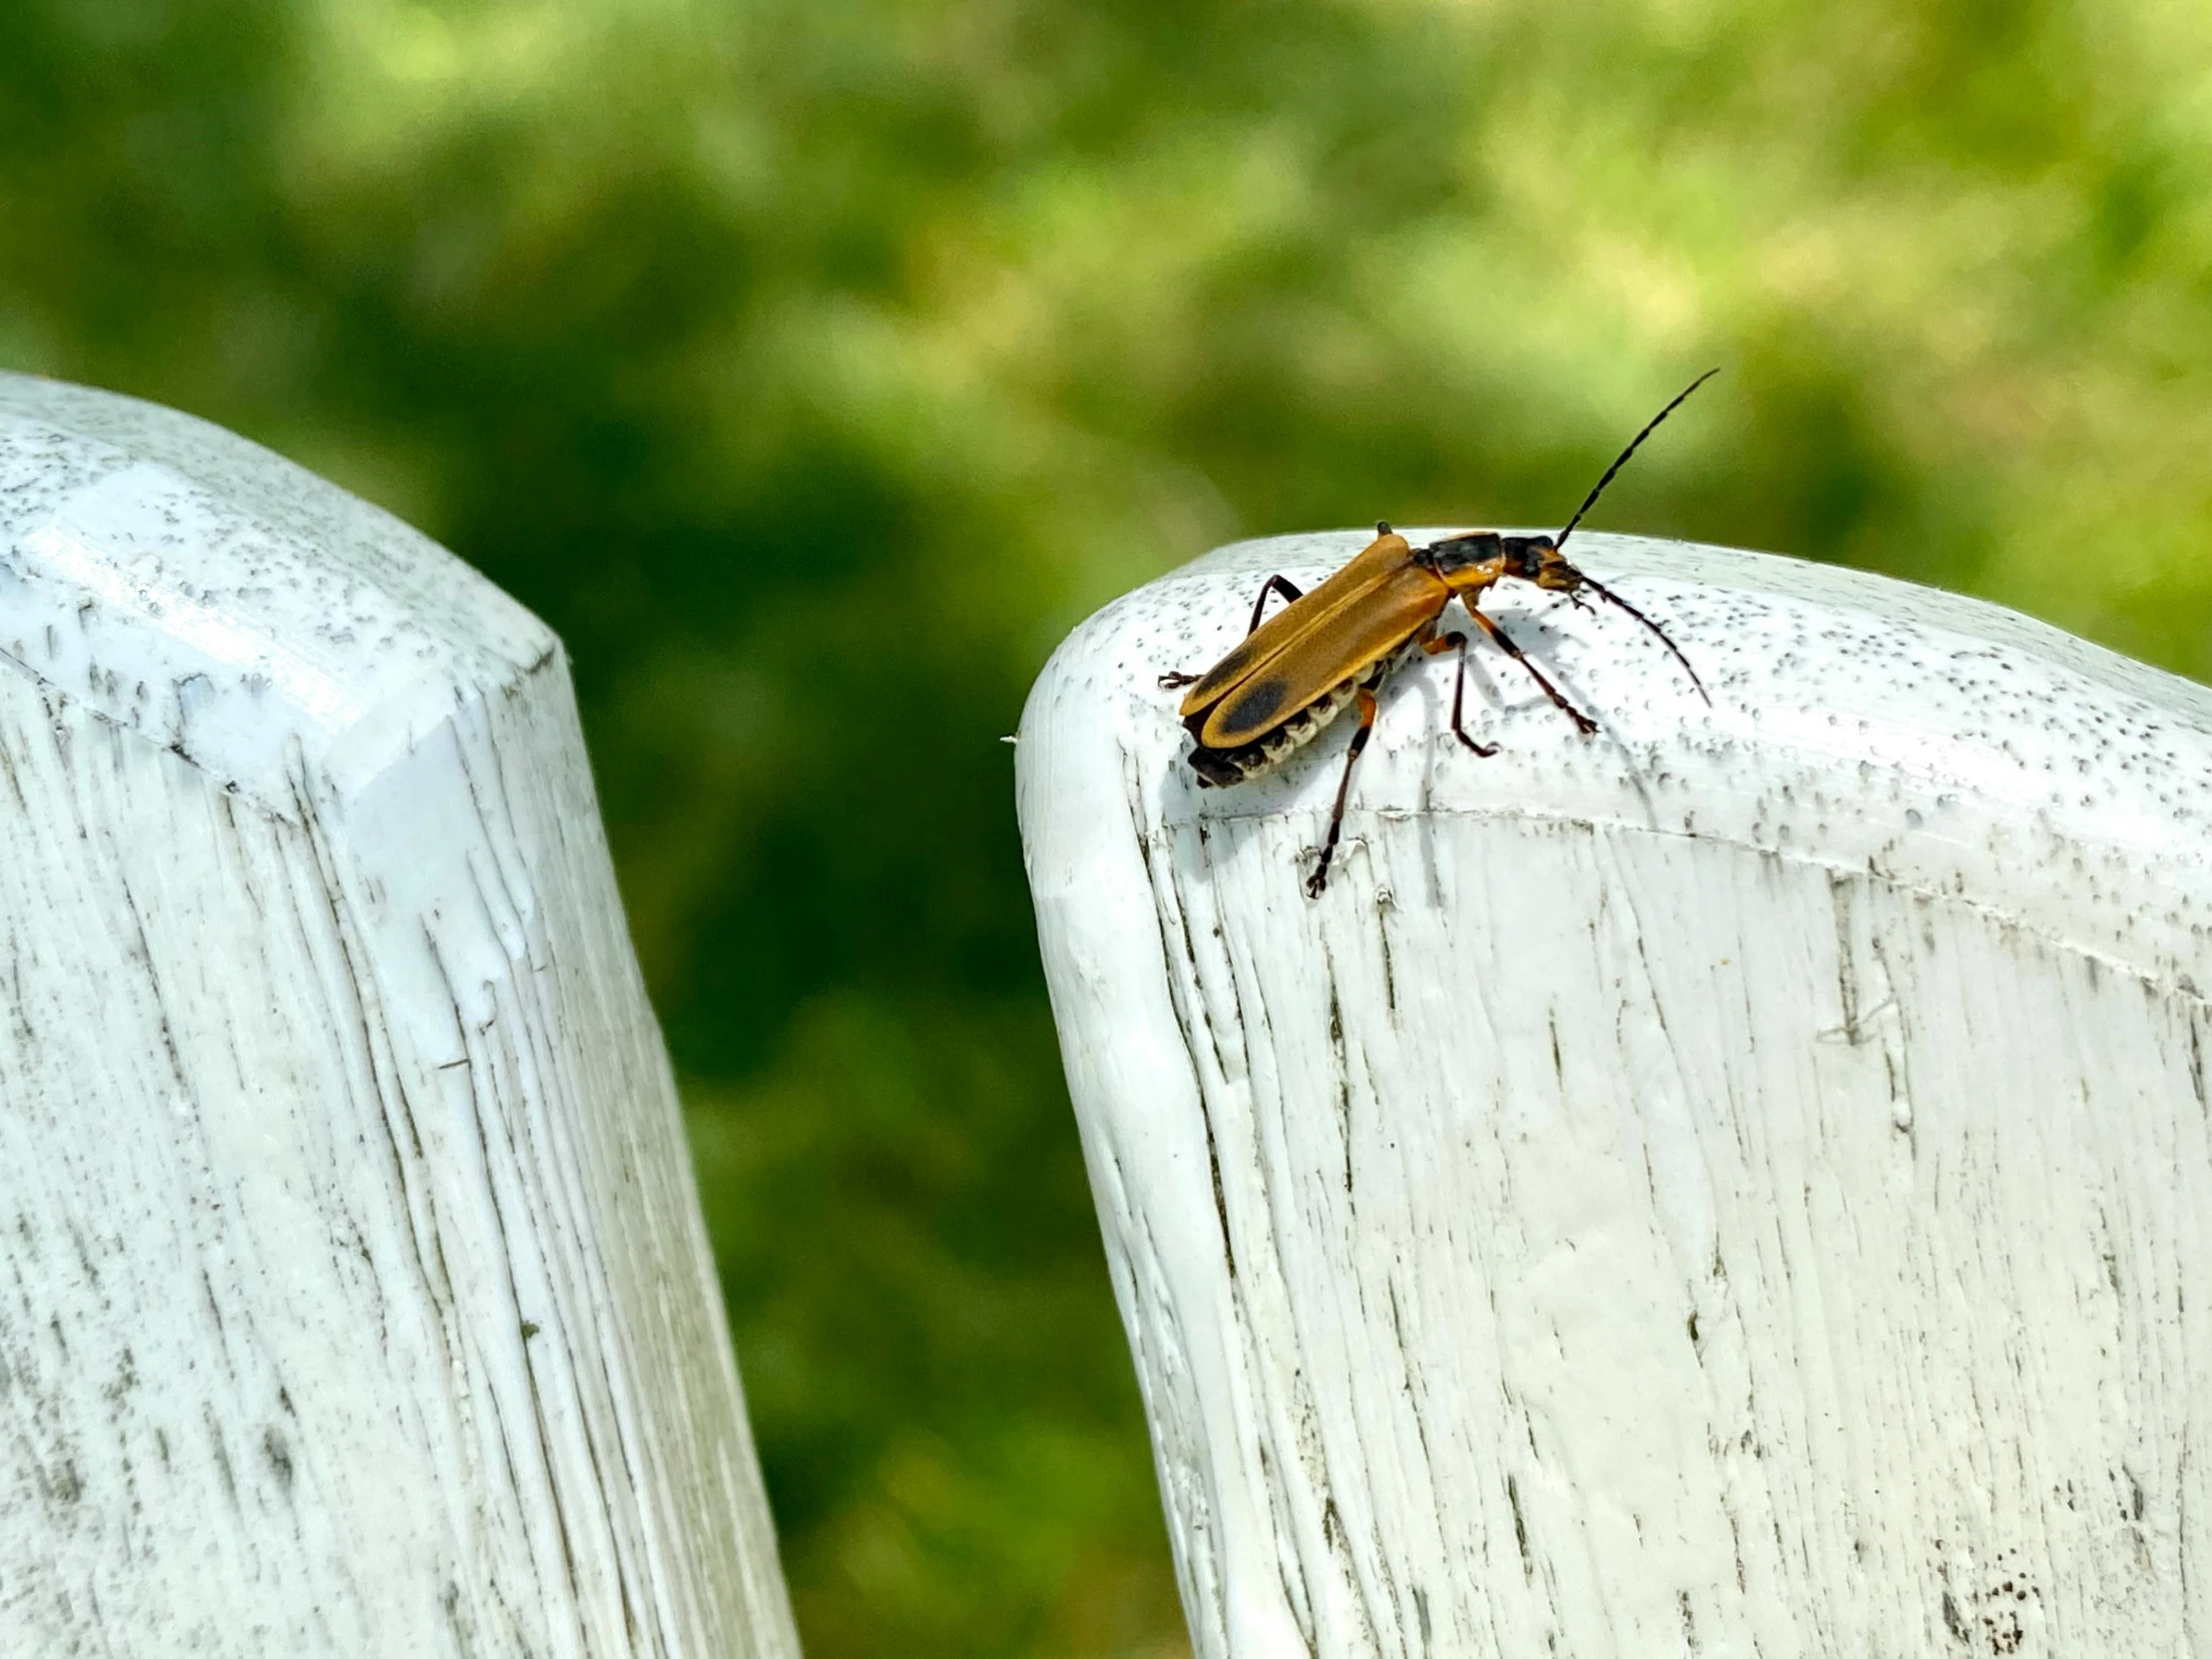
1422, 628, 1499, 757
1161, 575, 1307, 688
1307, 683, 1380, 898
1468, 607, 1598, 736
1247, 574, 1306, 636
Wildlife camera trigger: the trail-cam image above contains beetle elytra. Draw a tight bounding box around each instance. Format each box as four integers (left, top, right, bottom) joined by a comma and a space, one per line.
1162, 369, 1717, 896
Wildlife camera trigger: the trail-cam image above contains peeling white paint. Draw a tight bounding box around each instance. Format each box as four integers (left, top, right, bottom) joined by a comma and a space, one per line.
0, 375, 799, 1658
1019, 529, 2212, 1658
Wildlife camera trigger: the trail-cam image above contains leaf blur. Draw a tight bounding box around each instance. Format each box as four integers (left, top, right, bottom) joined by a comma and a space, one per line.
7, 0, 2212, 1652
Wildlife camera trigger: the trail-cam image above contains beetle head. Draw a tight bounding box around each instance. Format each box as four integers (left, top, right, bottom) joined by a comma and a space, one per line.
1516, 533, 1714, 706
1502, 534, 1586, 592
1410, 370, 1719, 706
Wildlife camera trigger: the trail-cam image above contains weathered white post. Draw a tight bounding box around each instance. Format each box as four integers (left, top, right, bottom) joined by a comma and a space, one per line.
0, 375, 799, 1657
1019, 528, 2212, 1657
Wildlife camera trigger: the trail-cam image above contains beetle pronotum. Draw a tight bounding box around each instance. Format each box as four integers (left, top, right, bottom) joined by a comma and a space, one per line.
1162, 369, 1717, 897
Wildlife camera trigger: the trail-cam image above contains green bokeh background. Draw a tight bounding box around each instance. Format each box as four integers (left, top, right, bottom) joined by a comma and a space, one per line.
8, 1, 2212, 1652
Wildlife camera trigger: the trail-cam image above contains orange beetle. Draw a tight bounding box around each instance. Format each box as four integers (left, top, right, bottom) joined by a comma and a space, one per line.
1163, 370, 1716, 896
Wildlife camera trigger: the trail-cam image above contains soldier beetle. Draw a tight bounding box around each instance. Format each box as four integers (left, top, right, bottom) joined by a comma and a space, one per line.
1162, 369, 1717, 896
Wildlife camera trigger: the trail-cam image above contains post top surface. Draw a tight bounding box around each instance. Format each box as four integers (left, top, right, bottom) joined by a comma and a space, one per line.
0, 373, 558, 814
1021, 529, 2212, 991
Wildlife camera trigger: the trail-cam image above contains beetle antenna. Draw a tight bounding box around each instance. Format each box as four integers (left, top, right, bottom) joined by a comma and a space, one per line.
1580, 575, 1712, 706
1553, 367, 1720, 554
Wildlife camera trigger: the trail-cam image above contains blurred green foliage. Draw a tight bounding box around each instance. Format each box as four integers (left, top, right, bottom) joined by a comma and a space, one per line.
7, 0, 2212, 1651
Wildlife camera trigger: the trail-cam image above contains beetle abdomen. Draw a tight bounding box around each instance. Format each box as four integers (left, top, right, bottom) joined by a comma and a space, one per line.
1186, 676, 1359, 787
1186, 633, 1420, 788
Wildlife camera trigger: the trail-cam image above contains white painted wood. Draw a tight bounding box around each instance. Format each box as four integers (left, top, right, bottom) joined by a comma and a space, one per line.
1018, 528, 2212, 1659
0, 374, 799, 1658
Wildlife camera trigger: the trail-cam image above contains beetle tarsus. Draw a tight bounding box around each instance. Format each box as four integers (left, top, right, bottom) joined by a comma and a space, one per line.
1430, 627, 1501, 757
1158, 670, 1201, 689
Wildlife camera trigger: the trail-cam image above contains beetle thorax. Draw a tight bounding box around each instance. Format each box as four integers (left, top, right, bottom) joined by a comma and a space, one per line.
1417, 531, 1501, 575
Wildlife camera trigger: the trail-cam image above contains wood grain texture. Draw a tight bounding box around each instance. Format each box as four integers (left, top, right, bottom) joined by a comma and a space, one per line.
1018, 529, 2212, 1658
0, 374, 799, 1658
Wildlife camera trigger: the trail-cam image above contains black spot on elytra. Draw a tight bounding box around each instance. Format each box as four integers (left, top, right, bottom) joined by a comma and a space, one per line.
1222, 679, 1287, 732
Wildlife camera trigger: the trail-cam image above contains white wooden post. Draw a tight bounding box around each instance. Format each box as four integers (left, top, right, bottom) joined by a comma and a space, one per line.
1018, 528, 2212, 1657
0, 374, 799, 1657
